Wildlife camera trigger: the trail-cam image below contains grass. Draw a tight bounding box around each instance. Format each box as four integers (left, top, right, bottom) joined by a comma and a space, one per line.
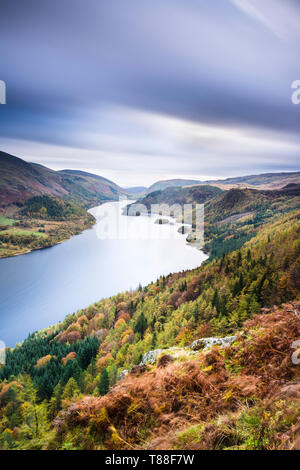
0, 227, 47, 238
0, 213, 95, 258
0, 216, 15, 226
174, 424, 203, 448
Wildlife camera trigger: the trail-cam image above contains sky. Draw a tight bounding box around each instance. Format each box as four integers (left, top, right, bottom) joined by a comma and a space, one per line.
0, 0, 299, 187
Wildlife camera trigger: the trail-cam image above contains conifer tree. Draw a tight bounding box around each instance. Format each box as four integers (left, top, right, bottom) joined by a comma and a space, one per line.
98, 368, 109, 396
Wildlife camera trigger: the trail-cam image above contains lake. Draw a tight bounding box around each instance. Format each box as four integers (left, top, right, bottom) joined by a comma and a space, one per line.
0, 200, 207, 347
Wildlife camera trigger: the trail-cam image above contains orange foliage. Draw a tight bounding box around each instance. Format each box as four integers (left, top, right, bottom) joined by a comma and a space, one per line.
61, 351, 77, 365
55, 302, 300, 450
96, 353, 113, 372
0, 381, 20, 406
36, 355, 54, 368
114, 318, 126, 330
58, 330, 81, 344
77, 315, 88, 326
117, 312, 130, 323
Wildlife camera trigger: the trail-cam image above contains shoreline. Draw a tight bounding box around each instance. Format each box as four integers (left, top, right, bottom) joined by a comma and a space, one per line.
2, 199, 208, 347
0, 197, 137, 259
0, 214, 97, 260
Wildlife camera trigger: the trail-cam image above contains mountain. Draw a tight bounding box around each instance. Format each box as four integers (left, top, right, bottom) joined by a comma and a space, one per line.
0, 151, 127, 209
202, 171, 300, 190
127, 182, 300, 258
205, 185, 300, 223
124, 186, 147, 195
146, 178, 202, 194
127, 183, 300, 224
1, 207, 300, 450
127, 185, 223, 212
146, 171, 300, 194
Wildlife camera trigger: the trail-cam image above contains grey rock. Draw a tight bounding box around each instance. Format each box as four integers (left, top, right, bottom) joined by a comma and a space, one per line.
190, 335, 237, 351
140, 349, 163, 365
119, 369, 130, 381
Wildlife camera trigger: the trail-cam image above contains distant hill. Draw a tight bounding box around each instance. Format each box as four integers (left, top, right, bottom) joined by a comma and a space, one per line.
127, 183, 300, 220
202, 171, 300, 190
205, 185, 300, 223
0, 151, 128, 209
124, 186, 147, 194
146, 172, 300, 194
124, 186, 147, 198
131, 185, 223, 211
146, 178, 201, 194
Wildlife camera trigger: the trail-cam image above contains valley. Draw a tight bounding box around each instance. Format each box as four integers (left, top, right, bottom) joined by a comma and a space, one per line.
0, 151, 300, 450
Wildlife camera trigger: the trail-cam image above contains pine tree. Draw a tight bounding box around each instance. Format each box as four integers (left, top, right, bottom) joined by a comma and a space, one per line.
134, 312, 148, 338
212, 290, 220, 313
98, 368, 109, 396
62, 377, 80, 401
192, 303, 199, 323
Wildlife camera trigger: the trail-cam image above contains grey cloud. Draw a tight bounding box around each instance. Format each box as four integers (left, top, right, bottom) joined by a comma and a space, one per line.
0, 0, 299, 185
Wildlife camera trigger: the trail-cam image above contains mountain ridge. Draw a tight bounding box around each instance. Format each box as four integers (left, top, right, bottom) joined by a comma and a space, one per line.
0, 151, 128, 209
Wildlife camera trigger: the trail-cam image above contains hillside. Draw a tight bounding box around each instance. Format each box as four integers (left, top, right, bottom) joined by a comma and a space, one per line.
0, 151, 127, 210
199, 185, 300, 258
205, 185, 300, 223
0, 195, 95, 258
144, 172, 300, 196
127, 185, 222, 212
126, 183, 300, 258
203, 171, 300, 190
0, 208, 300, 449
124, 187, 147, 198
0, 151, 130, 257
146, 178, 202, 194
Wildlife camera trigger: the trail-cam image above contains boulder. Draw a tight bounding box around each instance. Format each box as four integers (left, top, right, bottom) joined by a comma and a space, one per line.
140, 349, 163, 365
190, 335, 237, 351
119, 369, 130, 381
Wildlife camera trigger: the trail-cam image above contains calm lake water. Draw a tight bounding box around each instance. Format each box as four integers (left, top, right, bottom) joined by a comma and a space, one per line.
0, 201, 207, 347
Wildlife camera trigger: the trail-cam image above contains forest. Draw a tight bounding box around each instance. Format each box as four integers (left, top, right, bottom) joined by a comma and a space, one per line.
0, 203, 300, 449
0, 196, 95, 258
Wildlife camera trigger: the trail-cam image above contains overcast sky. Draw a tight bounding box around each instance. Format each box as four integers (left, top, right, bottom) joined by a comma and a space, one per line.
0, 0, 299, 186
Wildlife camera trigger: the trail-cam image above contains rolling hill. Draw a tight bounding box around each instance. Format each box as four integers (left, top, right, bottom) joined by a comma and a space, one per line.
0, 151, 128, 209
205, 184, 300, 223
146, 178, 202, 194
203, 171, 300, 190
127, 182, 300, 258
1, 207, 300, 450
145, 171, 300, 195
127, 185, 223, 213
128, 183, 300, 223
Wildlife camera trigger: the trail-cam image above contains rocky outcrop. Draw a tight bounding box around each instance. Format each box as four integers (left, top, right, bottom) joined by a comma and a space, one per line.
119, 337, 237, 380
119, 369, 130, 381
190, 335, 237, 351
140, 349, 163, 365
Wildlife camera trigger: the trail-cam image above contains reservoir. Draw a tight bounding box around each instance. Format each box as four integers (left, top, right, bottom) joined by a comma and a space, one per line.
0, 200, 207, 347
